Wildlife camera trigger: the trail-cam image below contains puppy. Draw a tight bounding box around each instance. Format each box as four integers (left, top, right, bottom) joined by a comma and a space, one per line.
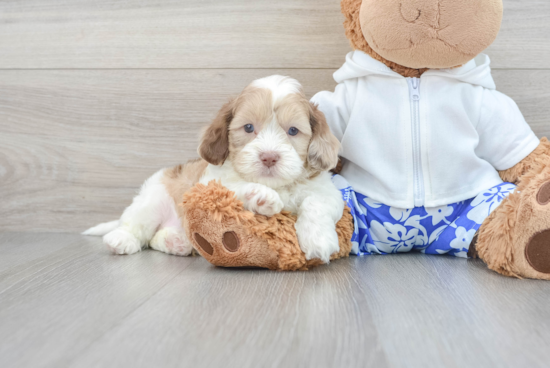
84, 75, 344, 263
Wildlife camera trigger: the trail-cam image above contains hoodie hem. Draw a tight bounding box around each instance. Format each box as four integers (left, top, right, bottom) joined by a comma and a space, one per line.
347, 178, 504, 210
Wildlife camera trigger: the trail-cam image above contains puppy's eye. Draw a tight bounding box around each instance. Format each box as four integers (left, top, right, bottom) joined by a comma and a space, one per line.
288, 127, 299, 136
244, 124, 255, 133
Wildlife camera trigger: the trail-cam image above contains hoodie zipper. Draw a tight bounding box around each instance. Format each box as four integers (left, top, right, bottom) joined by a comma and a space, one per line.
407, 77, 425, 207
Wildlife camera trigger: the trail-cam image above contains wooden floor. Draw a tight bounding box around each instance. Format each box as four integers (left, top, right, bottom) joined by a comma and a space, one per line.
1, 233, 550, 368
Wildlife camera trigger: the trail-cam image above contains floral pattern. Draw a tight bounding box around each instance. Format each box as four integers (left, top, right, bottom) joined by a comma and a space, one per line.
466, 183, 517, 224
332, 175, 516, 258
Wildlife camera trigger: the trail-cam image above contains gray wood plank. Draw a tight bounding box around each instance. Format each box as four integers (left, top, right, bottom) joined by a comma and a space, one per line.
0, 232, 196, 368
0, 0, 548, 69
495, 69, 550, 139
352, 254, 550, 368
486, 0, 550, 69
71, 255, 388, 368
0, 0, 350, 69
1, 69, 549, 233
1, 233, 550, 368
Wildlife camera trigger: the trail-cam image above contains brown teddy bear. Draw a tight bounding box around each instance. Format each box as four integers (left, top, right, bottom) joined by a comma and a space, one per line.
184, 0, 550, 279
183, 181, 354, 271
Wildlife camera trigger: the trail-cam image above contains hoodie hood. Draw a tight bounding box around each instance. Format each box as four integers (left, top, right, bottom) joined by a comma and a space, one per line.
334, 51, 496, 90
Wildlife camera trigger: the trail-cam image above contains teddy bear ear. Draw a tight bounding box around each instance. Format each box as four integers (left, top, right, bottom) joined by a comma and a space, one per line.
307, 103, 340, 172
198, 99, 235, 165
340, 0, 374, 52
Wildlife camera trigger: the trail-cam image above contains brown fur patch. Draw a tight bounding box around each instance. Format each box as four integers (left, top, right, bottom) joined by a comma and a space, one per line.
227, 87, 273, 162
274, 93, 313, 162
198, 100, 235, 165
162, 159, 209, 219
308, 103, 340, 171
330, 157, 344, 175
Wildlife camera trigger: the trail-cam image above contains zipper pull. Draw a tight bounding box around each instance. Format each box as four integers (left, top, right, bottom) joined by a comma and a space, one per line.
409, 78, 421, 101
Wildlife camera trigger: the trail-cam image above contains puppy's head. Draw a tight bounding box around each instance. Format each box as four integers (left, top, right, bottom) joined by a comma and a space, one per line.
198, 75, 340, 188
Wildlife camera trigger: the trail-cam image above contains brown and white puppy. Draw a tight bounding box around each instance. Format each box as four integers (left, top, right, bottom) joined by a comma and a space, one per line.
84, 76, 344, 263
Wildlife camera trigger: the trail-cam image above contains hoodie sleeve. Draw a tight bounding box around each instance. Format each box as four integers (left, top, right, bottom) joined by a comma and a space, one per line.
310, 83, 351, 142
475, 89, 540, 171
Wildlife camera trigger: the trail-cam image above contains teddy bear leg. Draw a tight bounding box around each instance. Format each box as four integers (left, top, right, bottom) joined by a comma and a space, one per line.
183, 207, 281, 270
181, 182, 354, 271
475, 165, 550, 279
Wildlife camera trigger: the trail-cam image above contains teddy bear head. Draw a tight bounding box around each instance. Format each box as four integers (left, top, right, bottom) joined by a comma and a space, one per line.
341, 0, 503, 77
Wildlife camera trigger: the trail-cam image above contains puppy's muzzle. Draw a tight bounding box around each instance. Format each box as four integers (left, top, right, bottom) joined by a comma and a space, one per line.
260, 152, 280, 168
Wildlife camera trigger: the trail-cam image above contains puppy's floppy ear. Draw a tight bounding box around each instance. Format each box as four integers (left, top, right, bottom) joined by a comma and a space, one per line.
308, 102, 340, 171
198, 99, 235, 165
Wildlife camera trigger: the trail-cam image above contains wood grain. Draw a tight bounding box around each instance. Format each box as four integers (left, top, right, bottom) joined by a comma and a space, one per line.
486, 0, 550, 69
0, 0, 350, 69
0, 0, 548, 69
0, 232, 195, 368
0, 69, 336, 232
74, 253, 388, 368
1, 69, 549, 233
353, 254, 550, 368
1, 233, 550, 368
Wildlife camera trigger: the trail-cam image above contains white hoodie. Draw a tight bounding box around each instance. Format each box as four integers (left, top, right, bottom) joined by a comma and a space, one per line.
311, 50, 540, 209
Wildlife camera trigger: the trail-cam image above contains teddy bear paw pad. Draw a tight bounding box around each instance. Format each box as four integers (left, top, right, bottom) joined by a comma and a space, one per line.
193, 231, 241, 256
222, 231, 240, 252
537, 181, 550, 205
194, 233, 214, 255
525, 229, 550, 274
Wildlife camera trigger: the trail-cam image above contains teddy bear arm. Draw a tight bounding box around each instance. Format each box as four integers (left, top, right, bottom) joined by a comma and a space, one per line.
182, 181, 354, 271
498, 138, 550, 184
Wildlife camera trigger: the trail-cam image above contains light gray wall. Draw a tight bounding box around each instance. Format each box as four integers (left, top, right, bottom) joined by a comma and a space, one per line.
1, 0, 549, 232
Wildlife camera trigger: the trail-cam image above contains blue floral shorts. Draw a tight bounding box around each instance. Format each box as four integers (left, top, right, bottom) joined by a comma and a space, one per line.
332, 175, 516, 258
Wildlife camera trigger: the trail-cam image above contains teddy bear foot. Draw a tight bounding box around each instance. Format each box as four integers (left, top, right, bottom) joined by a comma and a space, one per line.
476, 167, 550, 279
524, 181, 550, 274
187, 214, 281, 270
181, 181, 354, 271
181, 182, 281, 270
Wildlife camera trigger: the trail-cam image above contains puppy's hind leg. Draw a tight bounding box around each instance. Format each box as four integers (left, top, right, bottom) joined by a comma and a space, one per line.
150, 227, 193, 256
148, 183, 193, 256
103, 170, 171, 255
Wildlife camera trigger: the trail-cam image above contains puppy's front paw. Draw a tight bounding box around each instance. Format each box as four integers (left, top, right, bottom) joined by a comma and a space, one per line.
103, 228, 142, 255
295, 219, 339, 263
242, 183, 284, 217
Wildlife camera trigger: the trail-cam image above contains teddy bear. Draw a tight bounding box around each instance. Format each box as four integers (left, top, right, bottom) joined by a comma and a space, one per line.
182, 181, 354, 271
183, 0, 550, 279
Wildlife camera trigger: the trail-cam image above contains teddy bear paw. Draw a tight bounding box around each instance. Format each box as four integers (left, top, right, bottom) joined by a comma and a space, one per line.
524, 180, 550, 274
193, 231, 241, 256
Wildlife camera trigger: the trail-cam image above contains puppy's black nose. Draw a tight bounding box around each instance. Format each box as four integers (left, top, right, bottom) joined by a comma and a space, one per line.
260, 152, 280, 168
